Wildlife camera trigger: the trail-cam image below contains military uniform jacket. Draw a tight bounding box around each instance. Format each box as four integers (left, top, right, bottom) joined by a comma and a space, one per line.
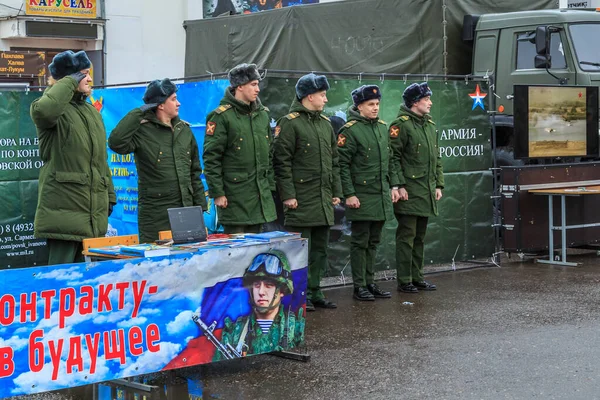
273, 98, 343, 227
213, 307, 304, 361
389, 104, 444, 217
203, 88, 276, 226
31, 77, 116, 242
108, 108, 207, 243
338, 107, 400, 221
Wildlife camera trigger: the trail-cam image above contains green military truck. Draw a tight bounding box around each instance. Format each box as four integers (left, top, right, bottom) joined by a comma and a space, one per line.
467, 8, 600, 162
185, 0, 600, 163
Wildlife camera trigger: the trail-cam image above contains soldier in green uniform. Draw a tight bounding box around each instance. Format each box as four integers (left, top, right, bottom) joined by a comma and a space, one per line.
213, 250, 304, 361
109, 79, 207, 243
31, 50, 116, 265
390, 82, 444, 293
273, 73, 342, 311
338, 85, 401, 301
203, 63, 276, 234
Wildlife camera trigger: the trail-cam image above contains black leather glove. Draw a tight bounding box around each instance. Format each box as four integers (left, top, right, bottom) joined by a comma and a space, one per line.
69, 72, 87, 83
108, 202, 115, 217
140, 103, 159, 112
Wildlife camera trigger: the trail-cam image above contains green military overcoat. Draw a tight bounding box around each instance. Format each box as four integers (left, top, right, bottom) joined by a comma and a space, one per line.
389, 104, 444, 217
108, 108, 207, 243
338, 106, 400, 221
31, 76, 116, 241
273, 98, 343, 227
203, 88, 276, 226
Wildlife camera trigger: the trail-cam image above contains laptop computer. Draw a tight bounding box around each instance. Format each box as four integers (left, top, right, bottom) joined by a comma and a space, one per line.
167, 206, 207, 244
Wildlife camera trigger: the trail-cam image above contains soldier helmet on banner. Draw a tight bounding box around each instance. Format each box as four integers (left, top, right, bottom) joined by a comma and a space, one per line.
243, 250, 294, 295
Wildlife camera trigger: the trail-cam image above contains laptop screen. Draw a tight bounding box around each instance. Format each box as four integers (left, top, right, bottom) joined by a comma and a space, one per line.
167, 206, 207, 244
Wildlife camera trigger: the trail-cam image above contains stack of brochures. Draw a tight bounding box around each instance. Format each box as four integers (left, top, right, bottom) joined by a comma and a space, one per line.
88, 244, 171, 258
87, 232, 301, 258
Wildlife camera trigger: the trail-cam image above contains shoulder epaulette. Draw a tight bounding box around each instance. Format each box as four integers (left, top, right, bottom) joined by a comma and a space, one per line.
285, 112, 300, 120
428, 118, 436, 125
140, 119, 149, 124
263, 106, 270, 112
180, 119, 191, 126
378, 120, 386, 125
342, 120, 357, 129
320, 114, 330, 122
215, 104, 232, 114
399, 115, 410, 122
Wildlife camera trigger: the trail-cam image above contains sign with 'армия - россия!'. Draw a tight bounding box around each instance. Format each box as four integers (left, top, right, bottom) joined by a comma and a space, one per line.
26, 0, 97, 18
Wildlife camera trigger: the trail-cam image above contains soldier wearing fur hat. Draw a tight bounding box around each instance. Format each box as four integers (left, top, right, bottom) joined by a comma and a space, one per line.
390, 82, 444, 294
203, 63, 276, 234
109, 78, 207, 243
31, 50, 116, 265
338, 85, 401, 301
272, 73, 342, 311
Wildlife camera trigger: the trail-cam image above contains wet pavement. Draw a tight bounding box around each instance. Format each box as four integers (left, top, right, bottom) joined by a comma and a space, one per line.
12, 253, 600, 400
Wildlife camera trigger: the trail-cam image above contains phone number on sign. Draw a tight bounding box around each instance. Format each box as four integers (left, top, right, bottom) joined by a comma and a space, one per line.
0, 223, 34, 235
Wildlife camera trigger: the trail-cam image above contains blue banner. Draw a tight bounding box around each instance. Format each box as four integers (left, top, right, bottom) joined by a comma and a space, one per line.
92, 80, 230, 237
0, 239, 307, 397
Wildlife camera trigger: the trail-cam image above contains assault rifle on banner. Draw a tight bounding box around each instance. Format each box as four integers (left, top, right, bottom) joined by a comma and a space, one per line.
192, 314, 242, 360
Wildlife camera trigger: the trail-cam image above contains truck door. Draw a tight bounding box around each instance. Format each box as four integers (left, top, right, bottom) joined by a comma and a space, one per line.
496, 27, 576, 115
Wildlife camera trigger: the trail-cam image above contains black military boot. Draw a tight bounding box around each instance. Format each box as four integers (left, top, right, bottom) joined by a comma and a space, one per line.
353, 286, 375, 301
413, 280, 437, 291
367, 283, 391, 298
306, 299, 316, 312
397, 283, 419, 293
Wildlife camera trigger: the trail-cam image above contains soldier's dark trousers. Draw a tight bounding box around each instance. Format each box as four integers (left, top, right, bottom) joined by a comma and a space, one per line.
223, 224, 263, 234
285, 225, 330, 302
350, 220, 385, 288
394, 214, 428, 285
47, 239, 84, 265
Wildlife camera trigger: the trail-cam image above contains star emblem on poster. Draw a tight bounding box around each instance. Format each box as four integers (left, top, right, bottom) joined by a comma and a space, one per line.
468, 84, 487, 111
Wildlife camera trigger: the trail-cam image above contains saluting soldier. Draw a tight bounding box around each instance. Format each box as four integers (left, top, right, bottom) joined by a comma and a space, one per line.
109, 78, 207, 243
31, 50, 116, 264
338, 85, 401, 301
273, 73, 342, 312
203, 63, 276, 234
390, 82, 444, 294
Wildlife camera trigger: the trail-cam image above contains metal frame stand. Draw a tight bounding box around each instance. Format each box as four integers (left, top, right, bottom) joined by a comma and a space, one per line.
535, 193, 599, 267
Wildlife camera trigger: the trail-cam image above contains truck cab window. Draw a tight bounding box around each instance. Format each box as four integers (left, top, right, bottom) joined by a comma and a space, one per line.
516, 31, 566, 70
569, 24, 600, 71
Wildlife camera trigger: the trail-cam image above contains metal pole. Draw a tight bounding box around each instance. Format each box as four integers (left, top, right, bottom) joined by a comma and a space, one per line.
548, 195, 554, 261
561, 195, 567, 263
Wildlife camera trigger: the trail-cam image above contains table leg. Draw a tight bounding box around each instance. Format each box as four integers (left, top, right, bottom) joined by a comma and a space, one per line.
536, 194, 578, 266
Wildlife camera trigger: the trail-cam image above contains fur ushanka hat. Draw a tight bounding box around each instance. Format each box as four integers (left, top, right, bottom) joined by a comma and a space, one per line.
143, 78, 178, 104
49, 50, 92, 80
228, 63, 261, 88
351, 85, 382, 106
295, 73, 330, 100
403, 82, 433, 107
